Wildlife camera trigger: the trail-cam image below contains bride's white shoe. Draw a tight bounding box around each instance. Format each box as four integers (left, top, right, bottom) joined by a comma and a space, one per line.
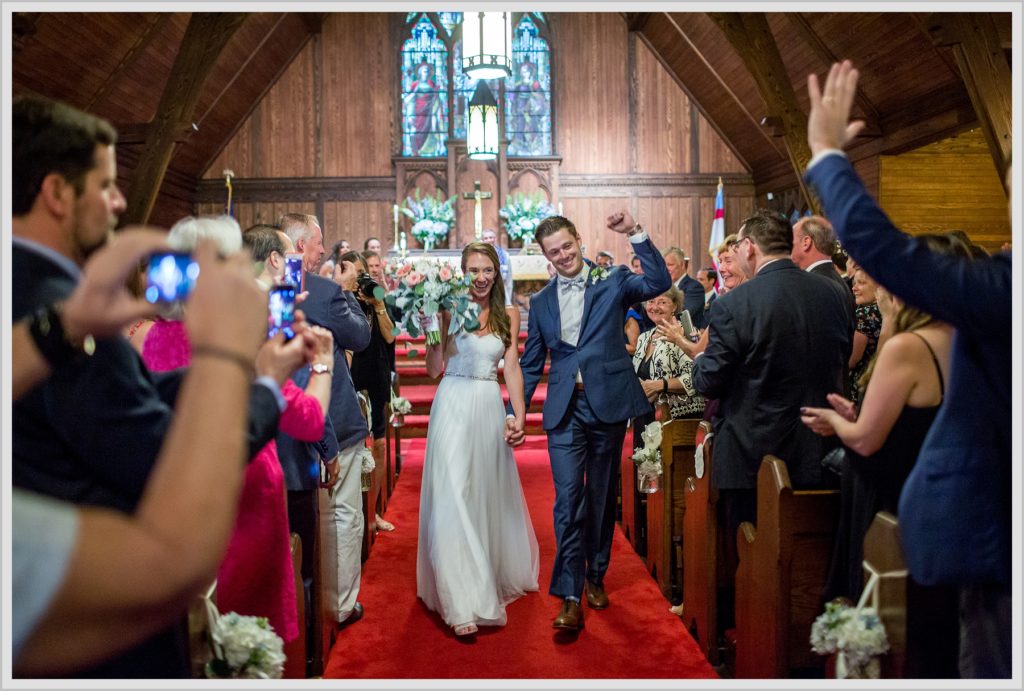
453, 623, 478, 637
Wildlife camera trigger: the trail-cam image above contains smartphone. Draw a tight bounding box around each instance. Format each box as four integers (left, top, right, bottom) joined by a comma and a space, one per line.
284, 254, 304, 292
145, 251, 199, 304
268, 284, 296, 340
679, 309, 696, 338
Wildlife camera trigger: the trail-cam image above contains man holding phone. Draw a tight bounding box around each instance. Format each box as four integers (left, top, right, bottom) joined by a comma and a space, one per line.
11, 96, 295, 677
280, 212, 372, 631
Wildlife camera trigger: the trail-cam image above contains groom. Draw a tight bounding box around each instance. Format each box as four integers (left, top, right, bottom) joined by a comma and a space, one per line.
508, 211, 671, 630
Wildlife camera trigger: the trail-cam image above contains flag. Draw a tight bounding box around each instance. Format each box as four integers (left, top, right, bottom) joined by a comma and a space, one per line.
708, 177, 725, 290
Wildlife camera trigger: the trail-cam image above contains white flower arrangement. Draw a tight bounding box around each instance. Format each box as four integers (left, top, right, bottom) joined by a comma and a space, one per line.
386, 258, 480, 345
401, 189, 456, 250
810, 599, 890, 678
390, 394, 412, 415
589, 265, 612, 284
631, 420, 664, 479
358, 446, 376, 474
498, 191, 557, 242
205, 612, 285, 679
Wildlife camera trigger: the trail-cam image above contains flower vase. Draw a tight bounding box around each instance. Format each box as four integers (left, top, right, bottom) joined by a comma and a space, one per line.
390, 412, 405, 428
637, 471, 660, 494
360, 471, 371, 492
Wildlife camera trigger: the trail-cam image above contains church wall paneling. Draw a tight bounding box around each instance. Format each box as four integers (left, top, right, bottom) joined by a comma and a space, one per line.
196, 201, 317, 232
321, 13, 396, 177
552, 13, 630, 174
634, 33, 691, 175
697, 111, 748, 175
321, 200, 395, 254
878, 129, 1010, 251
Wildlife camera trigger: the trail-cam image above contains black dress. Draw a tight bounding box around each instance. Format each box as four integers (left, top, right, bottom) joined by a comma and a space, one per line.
825, 331, 945, 602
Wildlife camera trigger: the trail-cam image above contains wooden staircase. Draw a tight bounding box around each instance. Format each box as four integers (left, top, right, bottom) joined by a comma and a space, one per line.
394, 331, 549, 438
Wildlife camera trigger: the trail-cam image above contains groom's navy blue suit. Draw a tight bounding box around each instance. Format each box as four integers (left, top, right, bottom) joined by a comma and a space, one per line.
519, 234, 670, 600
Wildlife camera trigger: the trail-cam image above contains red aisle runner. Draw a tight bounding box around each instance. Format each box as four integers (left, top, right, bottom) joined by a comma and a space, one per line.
324, 436, 718, 679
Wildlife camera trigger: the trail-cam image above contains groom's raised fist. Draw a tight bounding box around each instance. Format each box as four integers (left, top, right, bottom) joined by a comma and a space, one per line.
606, 210, 637, 234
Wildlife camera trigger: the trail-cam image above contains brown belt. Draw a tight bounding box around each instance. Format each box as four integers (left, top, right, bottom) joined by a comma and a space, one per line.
574, 382, 585, 391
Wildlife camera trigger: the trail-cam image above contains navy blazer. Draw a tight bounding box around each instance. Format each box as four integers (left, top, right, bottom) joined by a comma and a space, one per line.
692, 259, 851, 490
277, 366, 340, 491
520, 237, 671, 428
676, 274, 706, 329
806, 153, 1011, 585
299, 272, 372, 451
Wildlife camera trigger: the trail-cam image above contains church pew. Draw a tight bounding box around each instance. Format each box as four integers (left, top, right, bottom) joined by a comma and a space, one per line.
357, 391, 381, 562
283, 534, 306, 678
861, 512, 960, 679
644, 417, 700, 599
619, 421, 646, 556
734, 456, 840, 678
680, 421, 721, 665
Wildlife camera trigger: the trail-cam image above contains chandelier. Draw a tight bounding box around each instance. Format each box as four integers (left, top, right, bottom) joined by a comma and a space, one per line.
462, 12, 512, 79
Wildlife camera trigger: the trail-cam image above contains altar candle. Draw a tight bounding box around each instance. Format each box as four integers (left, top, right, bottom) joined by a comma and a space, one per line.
393, 204, 400, 247
558, 202, 564, 216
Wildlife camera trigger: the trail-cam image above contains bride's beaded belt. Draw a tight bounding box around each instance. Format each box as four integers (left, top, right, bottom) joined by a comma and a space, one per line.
443, 372, 497, 382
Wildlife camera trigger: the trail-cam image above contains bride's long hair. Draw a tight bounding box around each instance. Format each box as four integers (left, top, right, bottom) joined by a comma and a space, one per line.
461, 242, 511, 348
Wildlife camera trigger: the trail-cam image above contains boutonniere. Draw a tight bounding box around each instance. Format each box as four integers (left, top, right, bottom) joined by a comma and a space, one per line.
588, 265, 611, 284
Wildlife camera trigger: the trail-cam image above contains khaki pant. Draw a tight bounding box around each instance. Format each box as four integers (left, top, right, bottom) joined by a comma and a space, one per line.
321, 442, 365, 623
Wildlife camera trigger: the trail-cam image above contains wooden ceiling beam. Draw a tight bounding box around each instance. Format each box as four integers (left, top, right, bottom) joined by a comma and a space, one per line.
785, 13, 882, 136
12, 12, 42, 52
114, 122, 197, 146
86, 14, 171, 111
707, 12, 818, 212
928, 12, 1011, 193
623, 12, 651, 32
123, 12, 248, 224
662, 13, 787, 159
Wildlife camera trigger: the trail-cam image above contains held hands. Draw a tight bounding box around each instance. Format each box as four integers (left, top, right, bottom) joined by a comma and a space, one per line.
606, 210, 637, 234
800, 406, 839, 436
504, 415, 526, 447
806, 60, 866, 157
826, 393, 857, 422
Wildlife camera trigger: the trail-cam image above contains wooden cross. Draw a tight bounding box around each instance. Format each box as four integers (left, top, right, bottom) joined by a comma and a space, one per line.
462, 180, 493, 242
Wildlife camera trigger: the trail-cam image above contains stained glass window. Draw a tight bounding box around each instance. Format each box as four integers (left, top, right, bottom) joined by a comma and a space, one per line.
401, 14, 449, 157
504, 15, 551, 156
437, 11, 461, 36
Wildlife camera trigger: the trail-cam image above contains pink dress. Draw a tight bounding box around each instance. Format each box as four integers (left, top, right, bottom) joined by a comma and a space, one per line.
142, 320, 325, 643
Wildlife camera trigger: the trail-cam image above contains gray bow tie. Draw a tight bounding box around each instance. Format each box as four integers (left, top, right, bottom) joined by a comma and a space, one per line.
558, 275, 586, 292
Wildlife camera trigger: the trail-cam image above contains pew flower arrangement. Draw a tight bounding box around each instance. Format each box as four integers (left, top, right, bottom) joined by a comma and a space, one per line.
401, 189, 457, 250
205, 612, 285, 679
810, 599, 890, 678
390, 392, 412, 427
385, 259, 480, 346
358, 445, 376, 492
498, 191, 557, 242
631, 420, 664, 493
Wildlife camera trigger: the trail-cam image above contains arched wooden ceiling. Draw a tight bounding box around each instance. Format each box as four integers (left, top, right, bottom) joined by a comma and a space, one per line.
11, 11, 1012, 225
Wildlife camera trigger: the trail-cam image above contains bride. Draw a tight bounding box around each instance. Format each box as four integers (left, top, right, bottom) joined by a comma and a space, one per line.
416, 242, 540, 637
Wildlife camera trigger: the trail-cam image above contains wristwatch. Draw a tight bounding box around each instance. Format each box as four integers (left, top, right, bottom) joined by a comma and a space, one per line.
311, 362, 333, 375
627, 223, 644, 237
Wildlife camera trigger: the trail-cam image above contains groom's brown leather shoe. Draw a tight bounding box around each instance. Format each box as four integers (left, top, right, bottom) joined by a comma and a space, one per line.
585, 581, 609, 610
552, 599, 584, 630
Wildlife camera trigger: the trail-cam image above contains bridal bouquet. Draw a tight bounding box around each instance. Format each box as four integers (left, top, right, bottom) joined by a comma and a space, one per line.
385, 259, 480, 345
498, 191, 557, 242
631, 421, 664, 494
810, 599, 890, 678
205, 612, 285, 679
401, 189, 456, 250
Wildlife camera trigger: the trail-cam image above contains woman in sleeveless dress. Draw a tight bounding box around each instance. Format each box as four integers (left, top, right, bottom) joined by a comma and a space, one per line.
416, 242, 540, 637
801, 234, 971, 677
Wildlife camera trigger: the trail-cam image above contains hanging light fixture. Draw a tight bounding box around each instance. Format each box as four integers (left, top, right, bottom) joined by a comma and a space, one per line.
467, 80, 499, 160
462, 12, 512, 79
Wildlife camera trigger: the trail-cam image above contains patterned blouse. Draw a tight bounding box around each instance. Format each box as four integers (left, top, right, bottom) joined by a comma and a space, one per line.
850, 302, 882, 406
632, 328, 706, 419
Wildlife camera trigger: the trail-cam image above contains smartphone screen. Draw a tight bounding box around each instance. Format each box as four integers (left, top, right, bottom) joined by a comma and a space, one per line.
284, 254, 304, 292
268, 284, 296, 340
145, 252, 199, 304
679, 309, 696, 337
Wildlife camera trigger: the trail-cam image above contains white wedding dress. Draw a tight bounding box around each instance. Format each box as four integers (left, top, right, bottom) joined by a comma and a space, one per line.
417, 330, 540, 629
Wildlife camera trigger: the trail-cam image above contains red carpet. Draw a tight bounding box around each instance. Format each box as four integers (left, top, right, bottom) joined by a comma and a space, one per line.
324, 436, 717, 679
